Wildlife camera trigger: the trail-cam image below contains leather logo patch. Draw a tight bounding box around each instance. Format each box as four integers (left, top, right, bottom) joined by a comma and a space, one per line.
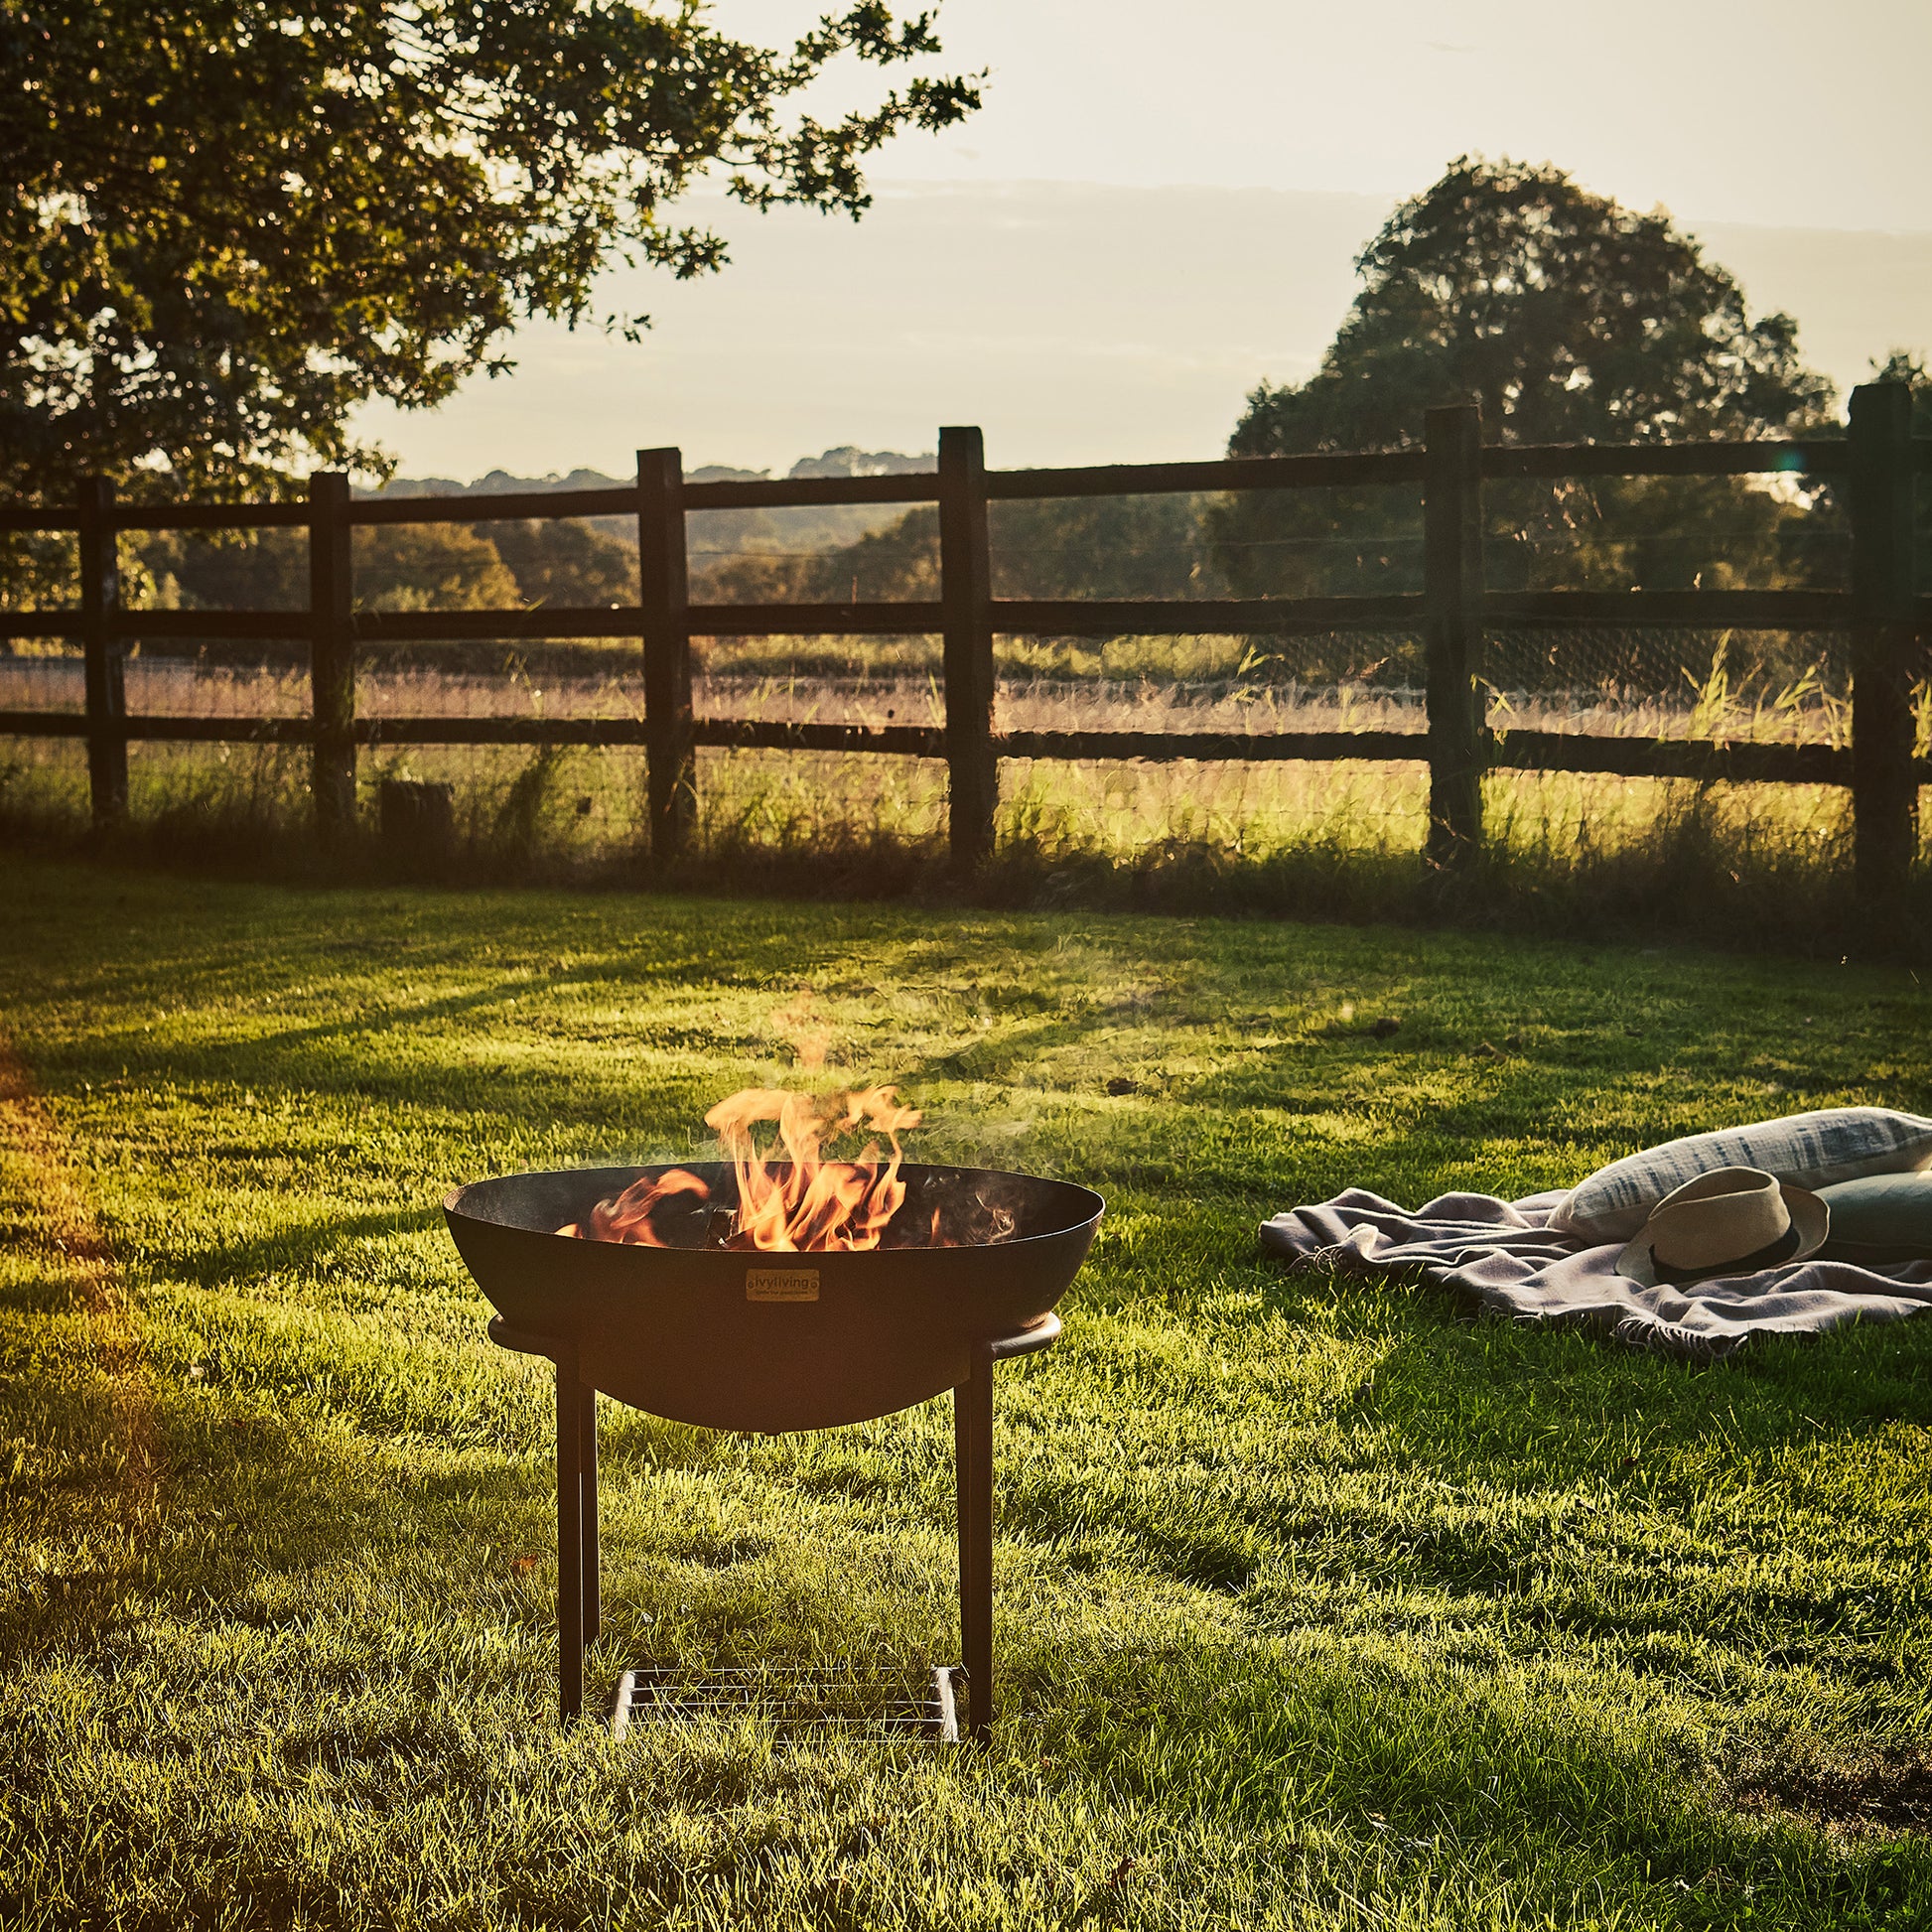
746, 1268, 819, 1303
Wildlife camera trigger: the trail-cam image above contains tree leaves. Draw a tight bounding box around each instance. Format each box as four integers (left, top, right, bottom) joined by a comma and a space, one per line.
1232, 156, 1834, 459
0, 1, 980, 500
1207, 158, 1840, 609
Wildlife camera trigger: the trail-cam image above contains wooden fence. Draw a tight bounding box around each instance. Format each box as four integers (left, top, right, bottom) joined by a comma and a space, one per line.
3, 385, 1928, 898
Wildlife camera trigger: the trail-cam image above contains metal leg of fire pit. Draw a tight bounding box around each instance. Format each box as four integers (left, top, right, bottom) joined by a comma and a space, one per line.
956, 1350, 993, 1744
954, 1312, 1063, 1745
488, 1318, 601, 1724
580, 1385, 600, 1646
556, 1354, 586, 1725
488, 1310, 1061, 1736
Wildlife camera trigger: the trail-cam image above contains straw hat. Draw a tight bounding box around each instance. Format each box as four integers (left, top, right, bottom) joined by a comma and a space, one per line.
1614, 1166, 1828, 1287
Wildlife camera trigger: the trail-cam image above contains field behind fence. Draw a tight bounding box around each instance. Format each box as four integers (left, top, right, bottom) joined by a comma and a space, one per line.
2, 387, 1928, 904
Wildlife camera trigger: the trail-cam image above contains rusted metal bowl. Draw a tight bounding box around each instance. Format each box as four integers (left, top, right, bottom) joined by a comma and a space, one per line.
444, 1162, 1103, 1432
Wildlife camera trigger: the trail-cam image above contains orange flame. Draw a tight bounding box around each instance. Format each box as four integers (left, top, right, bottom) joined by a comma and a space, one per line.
708, 1085, 921, 1251
558, 1085, 924, 1251
556, 1167, 709, 1246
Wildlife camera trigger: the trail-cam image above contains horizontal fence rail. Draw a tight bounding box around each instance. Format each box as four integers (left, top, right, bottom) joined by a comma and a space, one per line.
2, 389, 1924, 897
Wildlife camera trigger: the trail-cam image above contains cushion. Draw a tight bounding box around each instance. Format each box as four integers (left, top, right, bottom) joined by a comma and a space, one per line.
1551, 1108, 1932, 1245
1818, 1173, 1932, 1263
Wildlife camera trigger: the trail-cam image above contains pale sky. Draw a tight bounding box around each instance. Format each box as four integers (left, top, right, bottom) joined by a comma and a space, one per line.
356, 0, 1932, 481
758, 0, 1932, 231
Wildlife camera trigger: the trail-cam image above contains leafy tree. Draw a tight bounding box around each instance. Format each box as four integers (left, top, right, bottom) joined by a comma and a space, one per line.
1237, 155, 1830, 454
0, 1, 977, 500
143, 528, 310, 614
986, 497, 1210, 602
1208, 157, 1839, 633
699, 496, 1208, 607
486, 519, 638, 609
132, 522, 521, 616
700, 508, 938, 605
354, 527, 521, 614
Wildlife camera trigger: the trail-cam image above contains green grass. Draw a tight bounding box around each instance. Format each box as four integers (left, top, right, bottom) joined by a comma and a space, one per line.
3, 855, 1931, 1929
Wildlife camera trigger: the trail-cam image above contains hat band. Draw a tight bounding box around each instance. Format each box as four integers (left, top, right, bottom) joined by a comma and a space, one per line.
1648, 1220, 1802, 1287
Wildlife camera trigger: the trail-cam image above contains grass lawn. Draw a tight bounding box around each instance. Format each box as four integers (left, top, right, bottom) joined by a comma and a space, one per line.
3, 855, 1930, 1930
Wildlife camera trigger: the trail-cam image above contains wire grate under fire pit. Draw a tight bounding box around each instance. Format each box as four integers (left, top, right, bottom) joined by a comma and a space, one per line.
612, 1664, 961, 1741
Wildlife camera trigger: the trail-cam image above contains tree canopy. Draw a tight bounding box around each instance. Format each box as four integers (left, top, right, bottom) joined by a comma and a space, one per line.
0, 1, 977, 499
696, 495, 1207, 609
1231, 155, 1832, 457
1210, 157, 1840, 615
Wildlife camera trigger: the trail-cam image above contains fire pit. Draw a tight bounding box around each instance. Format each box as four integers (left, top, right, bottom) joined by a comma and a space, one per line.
445, 1136, 1102, 1740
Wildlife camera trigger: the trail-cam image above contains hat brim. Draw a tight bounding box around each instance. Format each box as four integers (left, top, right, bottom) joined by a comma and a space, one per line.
1615, 1181, 1829, 1287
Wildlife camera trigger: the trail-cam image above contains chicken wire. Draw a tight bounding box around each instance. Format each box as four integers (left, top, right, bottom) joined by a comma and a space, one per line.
1, 650, 314, 719
0, 643, 86, 712
1483, 626, 1862, 747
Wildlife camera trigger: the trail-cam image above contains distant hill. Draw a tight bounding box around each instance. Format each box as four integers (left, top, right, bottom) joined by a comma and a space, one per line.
356, 466, 630, 499
359, 447, 936, 567
363, 445, 934, 498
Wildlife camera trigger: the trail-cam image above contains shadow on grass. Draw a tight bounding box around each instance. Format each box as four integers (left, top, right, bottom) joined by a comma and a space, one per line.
1022, 1637, 1932, 1889
1339, 1276, 1932, 1459
176, 1204, 445, 1291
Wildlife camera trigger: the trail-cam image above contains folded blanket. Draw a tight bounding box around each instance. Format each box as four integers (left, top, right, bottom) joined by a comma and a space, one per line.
1259, 1188, 1932, 1360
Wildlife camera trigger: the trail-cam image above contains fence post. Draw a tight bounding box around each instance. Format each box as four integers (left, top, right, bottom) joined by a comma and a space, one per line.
77, 477, 128, 827
1850, 380, 1919, 906
1423, 401, 1486, 866
938, 425, 997, 871
308, 472, 357, 847
637, 447, 693, 863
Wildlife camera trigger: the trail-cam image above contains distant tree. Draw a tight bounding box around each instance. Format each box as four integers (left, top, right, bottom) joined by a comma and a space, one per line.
786, 447, 936, 480
697, 494, 1209, 608
0, 1, 978, 500
354, 527, 520, 613
984, 497, 1210, 601
486, 520, 638, 609
699, 507, 939, 605
135, 523, 520, 615
1237, 155, 1830, 453
147, 528, 310, 614
1208, 157, 1839, 614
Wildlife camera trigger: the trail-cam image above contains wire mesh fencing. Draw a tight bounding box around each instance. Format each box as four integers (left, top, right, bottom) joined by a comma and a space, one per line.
1484, 627, 1858, 747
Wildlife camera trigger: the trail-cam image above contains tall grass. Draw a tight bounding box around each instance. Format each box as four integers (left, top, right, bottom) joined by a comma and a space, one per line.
0, 645, 1923, 955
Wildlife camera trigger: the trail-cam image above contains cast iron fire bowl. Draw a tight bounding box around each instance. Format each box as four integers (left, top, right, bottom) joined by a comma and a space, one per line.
444, 1162, 1103, 1433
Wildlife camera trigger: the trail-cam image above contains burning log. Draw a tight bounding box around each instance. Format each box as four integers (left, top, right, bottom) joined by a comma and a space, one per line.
557, 1085, 1013, 1253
